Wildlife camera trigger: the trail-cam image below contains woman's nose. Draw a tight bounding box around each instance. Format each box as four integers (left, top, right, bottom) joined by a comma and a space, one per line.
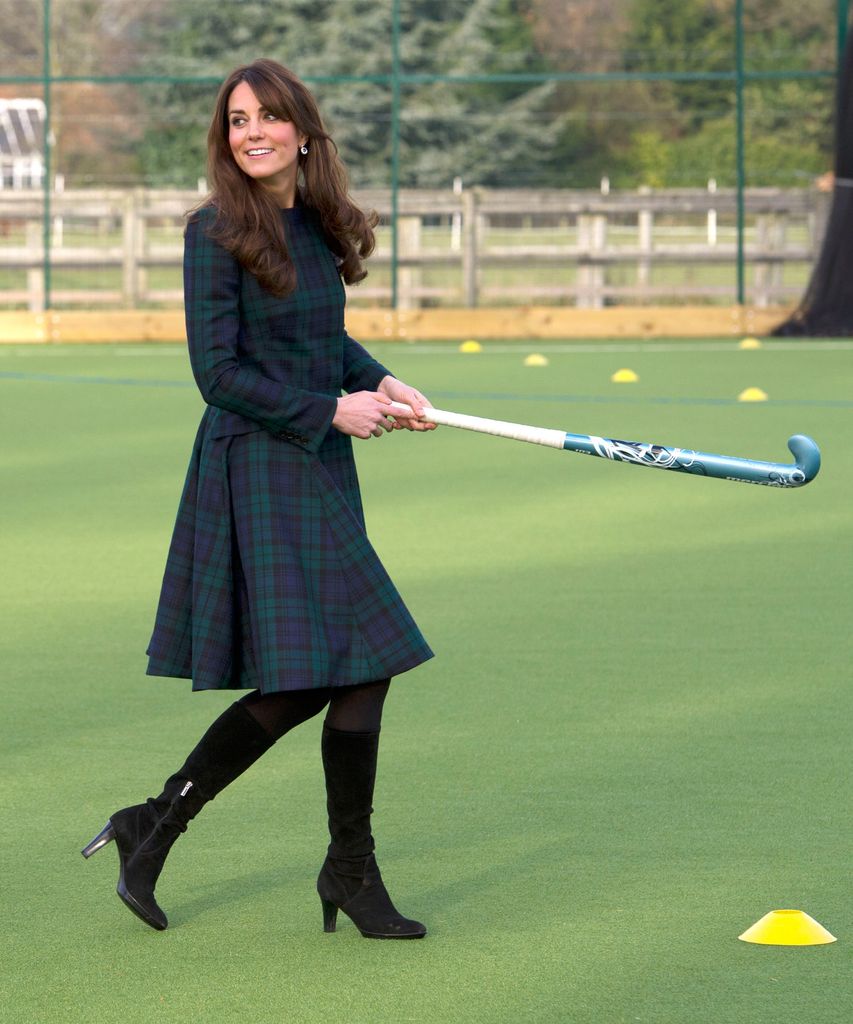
248, 119, 265, 138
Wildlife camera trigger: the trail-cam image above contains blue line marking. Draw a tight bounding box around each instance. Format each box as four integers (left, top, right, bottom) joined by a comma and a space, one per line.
430, 389, 853, 410
0, 370, 193, 388
1, 371, 850, 409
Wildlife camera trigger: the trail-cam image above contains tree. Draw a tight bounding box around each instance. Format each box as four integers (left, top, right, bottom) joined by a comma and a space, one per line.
399, 0, 568, 187
528, 0, 630, 72
0, 0, 42, 77
774, 25, 853, 336
134, 0, 332, 186
132, 0, 569, 189
290, 0, 394, 187
0, 0, 152, 184
626, 0, 733, 127
7, 0, 838, 191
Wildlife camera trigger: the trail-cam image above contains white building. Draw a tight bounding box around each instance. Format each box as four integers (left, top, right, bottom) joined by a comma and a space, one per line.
0, 99, 46, 189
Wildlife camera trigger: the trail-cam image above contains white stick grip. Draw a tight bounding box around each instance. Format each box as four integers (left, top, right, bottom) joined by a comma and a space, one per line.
387, 402, 565, 449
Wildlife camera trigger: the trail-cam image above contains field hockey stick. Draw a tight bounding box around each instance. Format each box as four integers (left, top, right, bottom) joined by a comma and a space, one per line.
387, 402, 821, 488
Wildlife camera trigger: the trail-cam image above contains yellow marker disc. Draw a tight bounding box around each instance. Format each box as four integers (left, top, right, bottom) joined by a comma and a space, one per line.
738, 386, 768, 402
739, 909, 836, 946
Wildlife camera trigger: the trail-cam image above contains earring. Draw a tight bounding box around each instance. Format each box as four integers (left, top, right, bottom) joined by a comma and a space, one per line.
300, 144, 309, 155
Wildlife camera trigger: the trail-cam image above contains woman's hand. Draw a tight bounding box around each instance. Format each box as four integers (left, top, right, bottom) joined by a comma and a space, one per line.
332, 391, 398, 439
376, 376, 437, 432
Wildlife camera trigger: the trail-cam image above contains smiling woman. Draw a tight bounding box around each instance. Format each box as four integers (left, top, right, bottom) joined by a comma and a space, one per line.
227, 81, 307, 206
202, 58, 379, 299
81, 58, 437, 945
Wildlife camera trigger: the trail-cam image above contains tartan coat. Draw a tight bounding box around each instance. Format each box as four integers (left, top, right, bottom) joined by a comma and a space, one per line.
145, 203, 434, 692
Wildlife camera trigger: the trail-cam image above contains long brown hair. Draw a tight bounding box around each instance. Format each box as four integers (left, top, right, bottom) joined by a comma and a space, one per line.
201, 59, 376, 296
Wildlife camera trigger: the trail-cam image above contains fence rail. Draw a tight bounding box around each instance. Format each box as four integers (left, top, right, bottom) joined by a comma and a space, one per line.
0, 187, 826, 311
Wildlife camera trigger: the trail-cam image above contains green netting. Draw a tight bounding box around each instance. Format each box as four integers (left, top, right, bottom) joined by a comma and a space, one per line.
0, 0, 847, 310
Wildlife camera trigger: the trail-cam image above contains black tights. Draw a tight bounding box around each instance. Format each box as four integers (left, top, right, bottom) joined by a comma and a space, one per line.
237, 678, 390, 742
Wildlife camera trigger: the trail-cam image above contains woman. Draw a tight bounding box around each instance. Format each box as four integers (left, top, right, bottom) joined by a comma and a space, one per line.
82, 59, 435, 941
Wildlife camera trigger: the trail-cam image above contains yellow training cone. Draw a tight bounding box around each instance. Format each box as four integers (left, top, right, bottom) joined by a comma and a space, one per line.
459, 339, 483, 353
524, 353, 549, 367
739, 336, 763, 350
739, 910, 836, 946
611, 368, 639, 383
738, 386, 768, 402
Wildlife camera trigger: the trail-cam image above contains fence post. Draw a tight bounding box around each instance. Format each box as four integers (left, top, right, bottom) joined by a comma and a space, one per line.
707, 178, 718, 245
135, 187, 148, 304
811, 189, 832, 256
770, 212, 786, 304
577, 212, 607, 308
450, 176, 462, 252
755, 212, 787, 307
577, 215, 590, 306
462, 187, 481, 308
122, 189, 139, 307
754, 214, 769, 307
26, 219, 45, 311
637, 187, 653, 299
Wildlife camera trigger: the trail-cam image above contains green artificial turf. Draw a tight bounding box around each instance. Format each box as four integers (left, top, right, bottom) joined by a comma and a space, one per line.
1, 340, 851, 1023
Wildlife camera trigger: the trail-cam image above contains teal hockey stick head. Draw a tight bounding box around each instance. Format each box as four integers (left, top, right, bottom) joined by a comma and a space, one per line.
786, 435, 821, 487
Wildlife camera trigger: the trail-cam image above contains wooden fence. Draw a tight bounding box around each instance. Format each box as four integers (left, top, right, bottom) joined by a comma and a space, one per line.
0, 186, 826, 312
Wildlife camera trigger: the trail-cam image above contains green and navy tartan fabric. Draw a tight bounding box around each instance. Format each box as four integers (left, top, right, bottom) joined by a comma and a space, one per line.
146, 204, 434, 691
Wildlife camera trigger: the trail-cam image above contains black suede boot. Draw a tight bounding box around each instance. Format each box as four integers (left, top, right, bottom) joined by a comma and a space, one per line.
82, 701, 275, 931
316, 724, 426, 939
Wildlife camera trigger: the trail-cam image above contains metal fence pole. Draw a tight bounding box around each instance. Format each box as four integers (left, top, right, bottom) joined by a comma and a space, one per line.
735, 0, 746, 306
42, 0, 52, 311
838, 0, 850, 68
390, 0, 401, 311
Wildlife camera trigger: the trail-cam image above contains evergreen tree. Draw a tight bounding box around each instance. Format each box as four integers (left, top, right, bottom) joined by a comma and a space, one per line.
133, 0, 567, 189
135, 0, 330, 186
293, 1, 394, 187
626, 0, 733, 129
400, 0, 566, 186
115, 0, 836, 190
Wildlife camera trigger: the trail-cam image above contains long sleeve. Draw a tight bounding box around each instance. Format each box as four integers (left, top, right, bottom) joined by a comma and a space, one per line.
183, 214, 337, 453
342, 332, 393, 394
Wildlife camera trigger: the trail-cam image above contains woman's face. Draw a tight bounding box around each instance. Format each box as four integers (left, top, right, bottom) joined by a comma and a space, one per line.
227, 80, 307, 203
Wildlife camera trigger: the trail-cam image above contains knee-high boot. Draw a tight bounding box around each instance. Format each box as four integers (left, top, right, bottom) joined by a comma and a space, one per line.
82, 700, 274, 931
316, 724, 426, 939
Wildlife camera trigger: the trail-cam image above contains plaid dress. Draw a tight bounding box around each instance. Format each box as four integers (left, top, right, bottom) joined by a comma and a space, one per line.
146, 204, 433, 692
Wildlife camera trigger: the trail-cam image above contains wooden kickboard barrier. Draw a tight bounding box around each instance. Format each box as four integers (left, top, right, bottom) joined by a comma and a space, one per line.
0, 306, 791, 344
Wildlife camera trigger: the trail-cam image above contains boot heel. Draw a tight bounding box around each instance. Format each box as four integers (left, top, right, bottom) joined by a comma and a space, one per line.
81, 822, 116, 859
321, 897, 338, 933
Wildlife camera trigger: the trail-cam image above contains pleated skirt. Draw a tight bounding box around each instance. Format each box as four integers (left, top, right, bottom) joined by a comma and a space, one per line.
146, 426, 433, 691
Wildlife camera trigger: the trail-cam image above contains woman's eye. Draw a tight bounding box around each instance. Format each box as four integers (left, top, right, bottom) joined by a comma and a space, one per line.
264, 113, 278, 121
230, 117, 245, 128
